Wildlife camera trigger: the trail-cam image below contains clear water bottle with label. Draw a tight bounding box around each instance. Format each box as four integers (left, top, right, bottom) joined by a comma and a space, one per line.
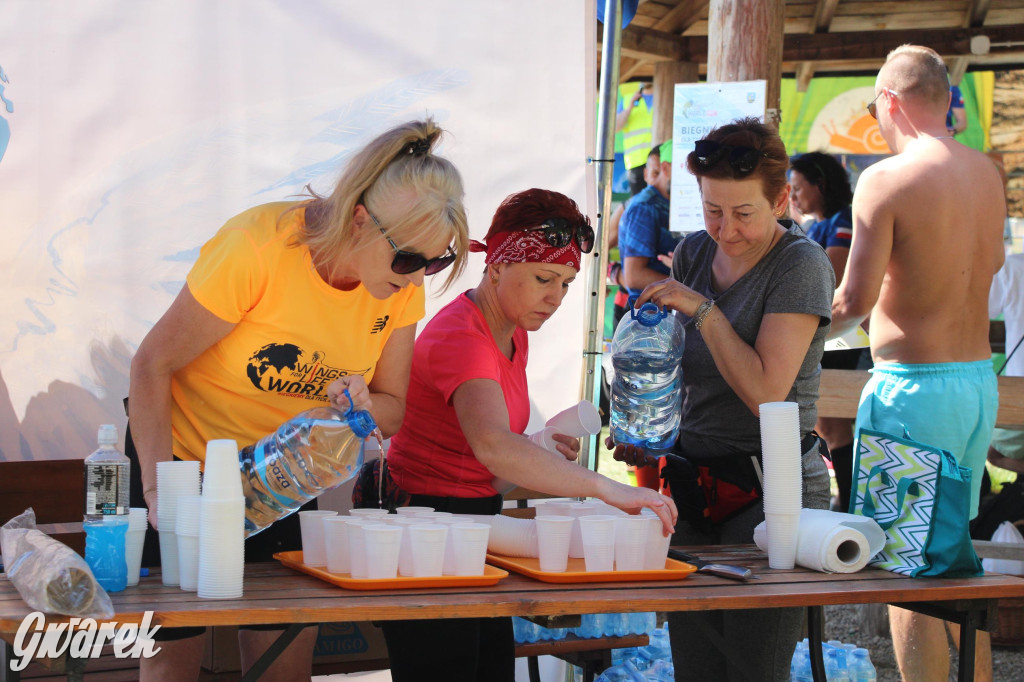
83, 424, 130, 521
239, 404, 377, 536
609, 297, 685, 455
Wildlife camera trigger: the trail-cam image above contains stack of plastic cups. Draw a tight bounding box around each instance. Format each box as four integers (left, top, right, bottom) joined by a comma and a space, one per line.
175, 495, 202, 591
759, 402, 803, 569
567, 500, 603, 559
579, 515, 617, 572
450, 523, 490, 576
156, 460, 200, 586
614, 516, 649, 571
298, 510, 337, 566
527, 427, 561, 453
409, 524, 448, 577
197, 439, 245, 599
363, 524, 403, 579
125, 508, 148, 587
323, 516, 352, 574
535, 515, 574, 572
641, 510, 671, 570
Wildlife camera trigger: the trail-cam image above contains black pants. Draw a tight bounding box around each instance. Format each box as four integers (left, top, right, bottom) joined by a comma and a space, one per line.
125, 422, 317, 640
381, 617, 514, 682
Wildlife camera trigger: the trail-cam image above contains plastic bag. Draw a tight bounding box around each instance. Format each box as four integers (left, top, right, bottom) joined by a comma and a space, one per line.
1, 508, 114, 620
982, 521, 1024, 576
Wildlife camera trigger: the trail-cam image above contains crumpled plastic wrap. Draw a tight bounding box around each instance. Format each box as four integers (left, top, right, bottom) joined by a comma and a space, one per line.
1, 508, 114, 620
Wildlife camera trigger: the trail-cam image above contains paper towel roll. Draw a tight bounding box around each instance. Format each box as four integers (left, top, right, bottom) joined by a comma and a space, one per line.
754, 509, 886, 573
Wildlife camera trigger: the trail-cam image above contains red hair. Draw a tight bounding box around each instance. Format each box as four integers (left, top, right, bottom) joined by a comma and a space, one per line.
484, 189, 589, 241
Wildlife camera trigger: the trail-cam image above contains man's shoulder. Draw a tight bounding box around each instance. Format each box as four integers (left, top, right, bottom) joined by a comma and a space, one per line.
621, 188, 664, 226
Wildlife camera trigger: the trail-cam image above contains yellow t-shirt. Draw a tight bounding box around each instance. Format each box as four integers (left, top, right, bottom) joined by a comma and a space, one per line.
170, 202, 424, 462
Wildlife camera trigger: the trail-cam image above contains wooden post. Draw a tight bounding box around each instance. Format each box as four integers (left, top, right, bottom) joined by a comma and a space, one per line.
652, 61, 698, 146
707, 0, 785, 125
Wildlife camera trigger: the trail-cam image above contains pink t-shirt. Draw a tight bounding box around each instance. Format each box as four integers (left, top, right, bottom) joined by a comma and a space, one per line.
388, 292, 530, 498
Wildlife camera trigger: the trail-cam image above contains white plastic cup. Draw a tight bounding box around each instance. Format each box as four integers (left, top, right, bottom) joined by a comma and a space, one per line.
175, 495, 203, 537
764, 511, 801, 569
390, 518, 425, 576
409, 524, 448, 577
567, 501, 604, 559
125, 529, 146, 587
346, 519, 372, 578
545, 400, 602, 437
579, 515, 617, 572
614, 516, 649, 572
535, 516, 574, 572
395, 506, 435, 516
323, 517, 353, 574
527, 427, 561, 453
349, 508, 390, 518
159, 530, 180, 585
363, 524, 403, 579
435, 517, 467, 575
197, 496, 245, 599
450, 523, 490, 576
535, 501, 573, 517
177, 533, 200, 591
201, 439, 243, 499
156, 461, 201, 531
642, 515, 671, 570
298, 510, 337, 567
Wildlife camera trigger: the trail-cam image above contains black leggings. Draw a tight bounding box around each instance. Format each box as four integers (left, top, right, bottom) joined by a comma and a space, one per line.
125, 423, 317, 640
381, 617, 514, 682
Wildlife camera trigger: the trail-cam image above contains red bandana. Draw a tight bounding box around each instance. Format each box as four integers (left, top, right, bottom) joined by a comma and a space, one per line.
468, 230, 580, 271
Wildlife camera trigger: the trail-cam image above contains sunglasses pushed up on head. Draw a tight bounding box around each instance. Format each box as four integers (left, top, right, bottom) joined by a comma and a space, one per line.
527, 217, 595, 254
365, 208, 457, 276
693, 139, 768, 176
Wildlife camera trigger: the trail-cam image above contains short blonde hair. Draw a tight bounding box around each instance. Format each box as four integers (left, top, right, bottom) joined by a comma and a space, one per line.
881, 44, 951, 114
288, 118, 469, 291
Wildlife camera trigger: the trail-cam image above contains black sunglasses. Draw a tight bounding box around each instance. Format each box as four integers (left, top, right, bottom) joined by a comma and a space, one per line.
527, 218, 595, 254
365, 209, 457, 276
694, 139, 767, 176
866, 88, 896, 119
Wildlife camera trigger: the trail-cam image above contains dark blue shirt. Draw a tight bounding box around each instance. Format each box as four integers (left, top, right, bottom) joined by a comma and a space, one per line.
804, 206, 853, 250
618, 185, 678, 296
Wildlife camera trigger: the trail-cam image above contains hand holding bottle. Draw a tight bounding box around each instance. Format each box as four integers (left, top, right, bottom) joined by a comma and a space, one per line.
328, 375, 372, 412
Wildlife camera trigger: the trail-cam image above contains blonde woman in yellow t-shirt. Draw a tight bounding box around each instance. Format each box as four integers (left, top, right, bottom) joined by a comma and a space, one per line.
127, 119, 468, 682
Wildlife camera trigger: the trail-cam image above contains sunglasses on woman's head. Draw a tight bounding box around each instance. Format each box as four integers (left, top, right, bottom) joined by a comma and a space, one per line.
527, 218, 595, 253
693, 139, 767, 176
365, 209, 457, 275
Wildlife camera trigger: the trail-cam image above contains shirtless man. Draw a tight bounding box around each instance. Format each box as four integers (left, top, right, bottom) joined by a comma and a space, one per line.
830, 45, 1005, 682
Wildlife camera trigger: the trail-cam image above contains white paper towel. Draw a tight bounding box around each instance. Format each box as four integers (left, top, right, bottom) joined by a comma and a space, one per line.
754, 509, 885, 573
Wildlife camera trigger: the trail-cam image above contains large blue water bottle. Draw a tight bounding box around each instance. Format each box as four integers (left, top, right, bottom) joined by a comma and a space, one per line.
84, 517, 129, 592
238, 399, 377, 536
610, 296, 685, 455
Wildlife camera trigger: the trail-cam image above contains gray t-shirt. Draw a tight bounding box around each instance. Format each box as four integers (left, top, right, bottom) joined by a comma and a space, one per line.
671, 223, 835, 461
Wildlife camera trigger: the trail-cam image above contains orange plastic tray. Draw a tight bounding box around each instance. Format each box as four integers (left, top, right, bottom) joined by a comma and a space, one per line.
274, 551, 508, 591
485, 554, 697, 584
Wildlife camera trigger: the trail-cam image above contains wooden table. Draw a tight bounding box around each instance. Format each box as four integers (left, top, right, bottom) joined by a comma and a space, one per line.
3, 545, 1024, 682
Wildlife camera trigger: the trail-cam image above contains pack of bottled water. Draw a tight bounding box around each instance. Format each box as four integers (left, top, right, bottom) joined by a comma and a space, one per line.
512, 612, 658, 644
790, 638, 877, 682
584, 620, 673, 681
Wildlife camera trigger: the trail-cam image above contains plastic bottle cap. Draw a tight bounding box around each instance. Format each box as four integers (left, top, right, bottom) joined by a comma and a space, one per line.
347, 410, 378, 439
97, 424, 118, 445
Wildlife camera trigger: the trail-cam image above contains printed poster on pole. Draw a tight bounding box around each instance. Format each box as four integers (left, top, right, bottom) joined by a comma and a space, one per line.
669, 80, 766, 235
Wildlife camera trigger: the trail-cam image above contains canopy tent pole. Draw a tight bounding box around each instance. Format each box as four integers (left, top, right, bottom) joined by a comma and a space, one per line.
580, 0, 622, 472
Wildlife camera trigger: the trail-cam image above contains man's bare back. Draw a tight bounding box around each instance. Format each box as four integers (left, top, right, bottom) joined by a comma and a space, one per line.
841, 138, 1004, 363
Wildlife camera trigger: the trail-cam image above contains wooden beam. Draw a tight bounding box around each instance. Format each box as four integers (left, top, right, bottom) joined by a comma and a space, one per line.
652, 61, 699, 145
652, 0, 710, 34
949, 57, 970, 84
609, 23, 1024, 65
796, 61, 816, 92
811, 0, 841, 33
968, 0, 993, 28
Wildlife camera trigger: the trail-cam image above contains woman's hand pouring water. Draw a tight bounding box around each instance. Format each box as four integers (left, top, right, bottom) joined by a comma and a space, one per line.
328, 376, 372, 413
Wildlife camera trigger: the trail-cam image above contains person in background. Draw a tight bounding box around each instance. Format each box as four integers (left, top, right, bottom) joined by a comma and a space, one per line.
616, 82, 655, 196
127, 119, 468, 682
354, 188, 677, 682
789, 151, 860, 512
988, 252, 1024, 475
947, 83, 967, 136
614, 118, 834, 681
830, 45, 1004, 682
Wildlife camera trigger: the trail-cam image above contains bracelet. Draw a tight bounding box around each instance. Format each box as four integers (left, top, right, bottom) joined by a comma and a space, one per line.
693, 299, 715, 330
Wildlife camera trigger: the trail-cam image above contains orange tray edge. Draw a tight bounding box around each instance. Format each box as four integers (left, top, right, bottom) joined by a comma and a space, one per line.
274, 551, 509, 590
485, 553, 697, 584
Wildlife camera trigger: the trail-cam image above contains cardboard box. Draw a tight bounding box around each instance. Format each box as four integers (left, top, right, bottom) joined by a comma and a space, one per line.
202, 621, 388, 673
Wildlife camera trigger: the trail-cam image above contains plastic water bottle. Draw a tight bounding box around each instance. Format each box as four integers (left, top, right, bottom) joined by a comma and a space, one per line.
84, 424, 130, 521
848, 648, 877, 682
239, 404, 377, 536
609, 297, 684, 455
790, 640, 811, 682
84, 516, 128, 592
636, 623, 671, 670
825, 645, 850, 682
644, 659, 675, 681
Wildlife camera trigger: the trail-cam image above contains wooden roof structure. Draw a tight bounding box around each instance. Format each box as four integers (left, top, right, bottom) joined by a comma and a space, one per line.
608, 0, 1024, 88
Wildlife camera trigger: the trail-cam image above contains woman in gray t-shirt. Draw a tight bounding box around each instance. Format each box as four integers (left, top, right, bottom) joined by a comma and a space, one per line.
615, 118, 834, 681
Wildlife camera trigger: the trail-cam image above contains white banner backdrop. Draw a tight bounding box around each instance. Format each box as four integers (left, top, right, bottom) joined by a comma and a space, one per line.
0, 0, 592, 460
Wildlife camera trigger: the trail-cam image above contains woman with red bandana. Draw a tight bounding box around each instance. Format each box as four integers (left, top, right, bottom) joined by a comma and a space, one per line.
353, 188, 677, 682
